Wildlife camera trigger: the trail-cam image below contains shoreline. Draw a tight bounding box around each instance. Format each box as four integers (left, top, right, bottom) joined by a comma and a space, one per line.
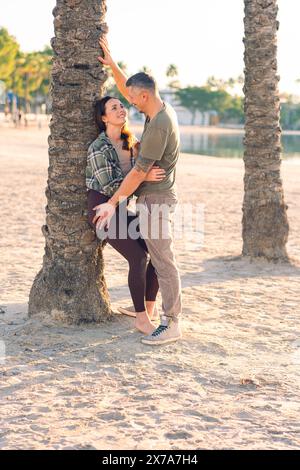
1, 114, 300, 136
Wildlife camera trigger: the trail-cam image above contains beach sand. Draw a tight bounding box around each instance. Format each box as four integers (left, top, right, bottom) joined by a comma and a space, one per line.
0, 126, 300, 450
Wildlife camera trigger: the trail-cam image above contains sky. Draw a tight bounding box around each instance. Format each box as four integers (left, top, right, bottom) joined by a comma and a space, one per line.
1, 0, 299, 95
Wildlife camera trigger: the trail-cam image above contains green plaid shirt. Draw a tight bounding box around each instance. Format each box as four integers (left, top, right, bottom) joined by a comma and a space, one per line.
86, 131, 135, 197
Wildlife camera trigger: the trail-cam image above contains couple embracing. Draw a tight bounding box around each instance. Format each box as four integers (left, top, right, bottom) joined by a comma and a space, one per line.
86, 37, 182, 346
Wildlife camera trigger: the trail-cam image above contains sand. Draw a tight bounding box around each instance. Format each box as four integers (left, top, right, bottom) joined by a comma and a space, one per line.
0, 125, 300, 450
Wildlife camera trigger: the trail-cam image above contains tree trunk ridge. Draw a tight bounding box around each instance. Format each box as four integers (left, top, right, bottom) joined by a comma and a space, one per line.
242, 0, 289, 261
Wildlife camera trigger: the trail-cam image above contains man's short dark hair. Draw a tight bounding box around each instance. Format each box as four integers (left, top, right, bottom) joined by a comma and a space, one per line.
126, 72, 157, 93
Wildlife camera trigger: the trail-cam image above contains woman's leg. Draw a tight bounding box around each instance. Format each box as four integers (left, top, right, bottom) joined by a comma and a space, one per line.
109, 209, 156, 333
87, 189, 109, 227
87, 190, 154, 317
108, 237, 147, 312
136, 233, 160, 316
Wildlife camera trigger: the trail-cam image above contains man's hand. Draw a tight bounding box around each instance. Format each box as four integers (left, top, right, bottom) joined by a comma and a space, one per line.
97, 36, 130, 102
98, 37, 114, 67
92, 202, 116, 231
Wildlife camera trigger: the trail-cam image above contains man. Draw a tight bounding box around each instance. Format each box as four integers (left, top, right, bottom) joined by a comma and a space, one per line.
93, 37, 182, 345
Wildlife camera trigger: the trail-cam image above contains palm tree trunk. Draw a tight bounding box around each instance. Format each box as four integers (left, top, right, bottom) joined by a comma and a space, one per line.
28, 0, 112, 324
242, 0, 289, 260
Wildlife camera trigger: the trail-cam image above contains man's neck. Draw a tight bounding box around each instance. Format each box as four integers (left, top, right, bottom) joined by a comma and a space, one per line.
146, 97, 164, 120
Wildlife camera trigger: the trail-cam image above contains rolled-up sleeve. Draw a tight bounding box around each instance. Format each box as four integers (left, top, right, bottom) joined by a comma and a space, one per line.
134, 126, 168, 172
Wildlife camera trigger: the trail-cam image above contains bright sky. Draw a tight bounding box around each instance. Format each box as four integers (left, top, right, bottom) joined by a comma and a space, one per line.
1, 0, 299, 95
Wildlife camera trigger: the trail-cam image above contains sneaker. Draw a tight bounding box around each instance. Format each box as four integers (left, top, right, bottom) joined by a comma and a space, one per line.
141, 319, 182, 345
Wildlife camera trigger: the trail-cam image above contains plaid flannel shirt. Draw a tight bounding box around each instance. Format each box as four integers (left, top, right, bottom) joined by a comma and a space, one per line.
86, 131, 135, 197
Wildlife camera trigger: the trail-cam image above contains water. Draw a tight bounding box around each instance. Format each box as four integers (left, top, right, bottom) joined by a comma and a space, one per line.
180, 131, 300, 160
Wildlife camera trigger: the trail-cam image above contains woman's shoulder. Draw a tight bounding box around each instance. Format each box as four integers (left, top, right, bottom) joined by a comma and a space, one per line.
88, 132, 111, 153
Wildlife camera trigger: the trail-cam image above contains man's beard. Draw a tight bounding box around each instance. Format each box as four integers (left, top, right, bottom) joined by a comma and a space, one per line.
133, 104, 143, 114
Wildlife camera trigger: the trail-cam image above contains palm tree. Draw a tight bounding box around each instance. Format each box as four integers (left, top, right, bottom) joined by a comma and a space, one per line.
166, 64, 180, 89
140, 65, 152, 75
166, 64, 178, 79
15, 52, 51, 113
242, 0, 289, 260
28, 0, 111, 323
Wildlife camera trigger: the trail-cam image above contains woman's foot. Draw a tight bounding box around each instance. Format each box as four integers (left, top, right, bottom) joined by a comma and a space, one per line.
135, 311, 156, 335
118, 303, 160, 321
118, 306, 136, 318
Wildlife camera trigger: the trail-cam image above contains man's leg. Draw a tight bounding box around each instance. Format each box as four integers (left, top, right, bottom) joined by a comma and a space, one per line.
137, 193, 182, 345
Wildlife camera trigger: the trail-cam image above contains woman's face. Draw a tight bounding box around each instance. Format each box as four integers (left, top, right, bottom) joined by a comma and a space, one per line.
102, 98, 127, 127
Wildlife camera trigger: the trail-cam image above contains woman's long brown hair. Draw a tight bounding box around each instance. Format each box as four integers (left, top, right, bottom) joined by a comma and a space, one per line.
94, 96, 136, 151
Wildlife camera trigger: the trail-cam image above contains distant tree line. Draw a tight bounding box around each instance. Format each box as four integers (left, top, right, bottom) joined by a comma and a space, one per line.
175, 76, 245, 125
1, 27, 299, 128
280, 93, 300, 130
0, 27, 52, 112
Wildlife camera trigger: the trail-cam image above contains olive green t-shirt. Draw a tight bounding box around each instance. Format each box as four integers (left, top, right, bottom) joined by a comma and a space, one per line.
134, 102, 180, 197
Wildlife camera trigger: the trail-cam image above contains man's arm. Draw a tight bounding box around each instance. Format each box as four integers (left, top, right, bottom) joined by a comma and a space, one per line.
110, 126, 169, 200
93, 128, 168, 227
109, 162, 154, 207
98, 37, 131, 102
107, 127, 169, 207
92, 158, 155, 227
92, 127, 169, 228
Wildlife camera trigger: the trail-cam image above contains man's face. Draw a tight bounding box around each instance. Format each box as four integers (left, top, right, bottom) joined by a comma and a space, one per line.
127, 86, 147, 113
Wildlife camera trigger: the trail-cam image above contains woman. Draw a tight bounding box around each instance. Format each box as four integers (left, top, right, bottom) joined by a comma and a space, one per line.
86, 96, 165, 331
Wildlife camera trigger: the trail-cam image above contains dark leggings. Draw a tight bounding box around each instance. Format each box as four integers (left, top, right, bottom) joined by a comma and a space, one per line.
87, 189, 159, 312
